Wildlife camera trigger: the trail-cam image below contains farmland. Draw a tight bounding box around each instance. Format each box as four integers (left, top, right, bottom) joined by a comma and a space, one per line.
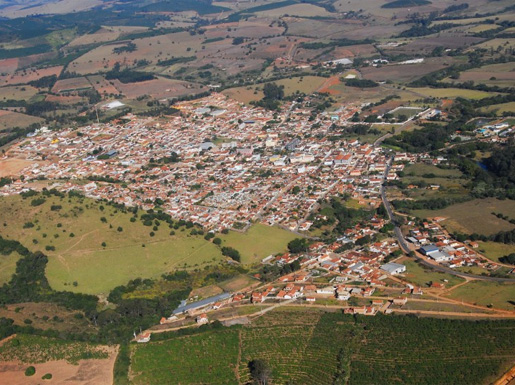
405, 87, 500, 100
220, 223, 298, 264
413, 198, 515, 235
0, 193, 224, 295
478, 241, 515, 263
129, 310, 515, 385
399, 258, 465, 288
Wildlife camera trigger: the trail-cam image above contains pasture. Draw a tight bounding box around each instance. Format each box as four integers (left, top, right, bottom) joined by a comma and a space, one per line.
413, 198, 515, 235
405, 87, 500, 100
0, 111, 44, 130
445, 281, 515, 311
0, 85, 38, 100
220, 223, 297, 264
479, 241, 515, 263
0, 194, 224, 295
480, 102, 515, 116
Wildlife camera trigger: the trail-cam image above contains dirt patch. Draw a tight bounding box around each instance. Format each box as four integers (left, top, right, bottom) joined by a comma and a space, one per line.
0, 66, 63, 87
0, 345, 118, 385
0, 158, 41, 177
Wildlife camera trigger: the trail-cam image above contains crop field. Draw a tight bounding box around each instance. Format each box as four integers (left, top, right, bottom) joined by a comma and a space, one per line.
51, 77, 92, 93
131, 330, 240, 385
220, 223, 297, 264
413, 198, 515, 235
478, 241, 515, 263
86, 74, 120, 96
361, 58, 453, 83
445, 281, 515, 311
255, 3, 332, 17
0, 194, 224, 294
67, 26, 148, 47
476, 38, 514, 50
399, 258, 465, 288
130, 309, 515, 385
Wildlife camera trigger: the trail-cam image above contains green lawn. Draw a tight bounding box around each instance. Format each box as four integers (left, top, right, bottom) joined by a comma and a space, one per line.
445, 281, 515, 311
400, 258, 465, 288
0, 194, 223, 295
403, 163, 463, 178
220, 223, 298, 264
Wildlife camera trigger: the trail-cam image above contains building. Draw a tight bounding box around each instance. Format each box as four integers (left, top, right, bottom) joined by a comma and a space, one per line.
380, 262, 406, 275
172, 293, 232, 315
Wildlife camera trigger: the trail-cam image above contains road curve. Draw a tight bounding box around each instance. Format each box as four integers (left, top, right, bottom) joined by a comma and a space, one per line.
381, 156, 515, 283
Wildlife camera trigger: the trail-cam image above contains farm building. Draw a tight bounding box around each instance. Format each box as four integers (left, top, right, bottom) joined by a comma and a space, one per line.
172, 293, 232, 315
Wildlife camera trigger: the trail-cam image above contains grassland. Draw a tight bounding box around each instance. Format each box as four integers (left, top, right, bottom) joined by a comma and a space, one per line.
0, 251, 20, 285
400, 258, 465, 288
0, 334, 108, 364
445, 281, 515, 311
0, 194, 224, 295
406, 87, 500, 100
478, 241, 515, 263
130, 309, 515, 385
480, 102, 515, 116
413, 198, 515, 235
220, 223, 297, 264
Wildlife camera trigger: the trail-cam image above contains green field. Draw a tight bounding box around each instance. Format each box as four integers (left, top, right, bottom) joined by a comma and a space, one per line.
406, 87, 500, 100
400, 258, 465, 288
0, 334, 108, 364
0, 194, 224, 294
478, 241, 515, 263
221, 223, 297, 264
445, 281, 515, 311
0, 250, 21, 285
413, 198, 515, 235
130, 309, 515, 385
480, 102, 515, 115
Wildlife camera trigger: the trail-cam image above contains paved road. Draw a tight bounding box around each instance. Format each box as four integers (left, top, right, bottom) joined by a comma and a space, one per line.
381, 157, 515, 283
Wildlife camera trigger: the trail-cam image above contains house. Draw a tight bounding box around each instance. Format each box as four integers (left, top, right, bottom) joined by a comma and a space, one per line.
306, 296, 316, 302
196, 313, 209, 325
392, 297, 408, 306
380, 262, 406, 275
136, 332, 151, 343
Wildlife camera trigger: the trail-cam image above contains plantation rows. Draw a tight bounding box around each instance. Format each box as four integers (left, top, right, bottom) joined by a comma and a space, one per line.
0, 334, 108, 364
131, 330, 239, 385
349, 316, 515, 385
129, 313, 515, 385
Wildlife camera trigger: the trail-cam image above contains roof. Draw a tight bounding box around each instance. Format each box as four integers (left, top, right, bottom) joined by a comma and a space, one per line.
420, 244, 439, 253
380, 262, 406, 274
172, 292, 231, 315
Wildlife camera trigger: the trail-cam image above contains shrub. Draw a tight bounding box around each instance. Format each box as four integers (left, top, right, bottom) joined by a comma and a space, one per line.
42, 373, 52, 380
25, 366, 36, 376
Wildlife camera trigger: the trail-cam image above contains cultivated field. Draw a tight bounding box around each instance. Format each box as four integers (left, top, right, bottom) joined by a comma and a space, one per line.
0, 85, 38, 100
413, 198, 515, 235
130, 309, 515, 385
0, 194, 224, 295
0, 66, 63, 87
221, 223, 297, 264
67, 26, 148, 47
0, 110, 43, 130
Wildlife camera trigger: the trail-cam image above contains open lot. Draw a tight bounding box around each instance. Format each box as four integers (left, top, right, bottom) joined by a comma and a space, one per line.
0, 194, 224, 295
0, 334, 116, 385
221, 223, 297, 264
399, 258, 465, 288
445, 281, 515, 311
414, 198, 515, 235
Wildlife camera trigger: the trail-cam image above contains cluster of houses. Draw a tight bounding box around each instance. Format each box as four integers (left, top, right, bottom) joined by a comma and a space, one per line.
1, 93, 393, 232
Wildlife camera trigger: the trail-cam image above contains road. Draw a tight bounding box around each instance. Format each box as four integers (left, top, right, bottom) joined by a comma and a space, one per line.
380, 157, 515, 283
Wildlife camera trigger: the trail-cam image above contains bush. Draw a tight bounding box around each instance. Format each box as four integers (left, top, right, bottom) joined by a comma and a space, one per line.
42, 373, 52, 380
25, 366, 36, 376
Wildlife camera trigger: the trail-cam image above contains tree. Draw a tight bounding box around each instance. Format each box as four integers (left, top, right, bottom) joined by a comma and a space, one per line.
248, 359, 270, 385
263, 82, 284, 100
287, 238, 308, 254
221, 247, 241, 262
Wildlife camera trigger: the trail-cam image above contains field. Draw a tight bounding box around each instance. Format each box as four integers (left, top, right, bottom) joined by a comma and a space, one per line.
223, 76, 327, 104
220, 223, 298, 264
0, 302, 97, 333
0, 251, 20, 285
400, 258, 465, 288
130, 309, 515, 385
405, 87, 500, 100
448, 62, 515, 88
0, 110, 43, 129
0, 334, 116, 385
52, 77, 92, 93
67, 26, 148, 47
0, 194, 224, 295
478, 241, 515, 263
480, 102, 515, 116
0, 85, 38, 100
445, 281, 515, 311
0, 66, 63, 87
413, 198, 515, 235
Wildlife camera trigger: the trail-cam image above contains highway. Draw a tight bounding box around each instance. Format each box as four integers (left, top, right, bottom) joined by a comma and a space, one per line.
381, 156, 515, 283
